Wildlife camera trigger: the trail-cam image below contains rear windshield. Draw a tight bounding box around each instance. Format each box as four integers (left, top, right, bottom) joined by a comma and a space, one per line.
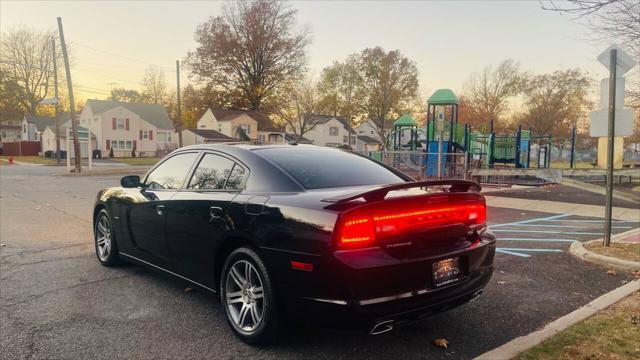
255, 147, 406, 189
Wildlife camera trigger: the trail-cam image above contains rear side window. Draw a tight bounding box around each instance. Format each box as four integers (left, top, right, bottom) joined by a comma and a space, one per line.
255, 147, 405, 189
188, 153, 236, 190
145, 152, 199, 190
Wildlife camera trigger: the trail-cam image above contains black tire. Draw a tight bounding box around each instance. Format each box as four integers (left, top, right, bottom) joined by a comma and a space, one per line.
94, 209, 120, 266
220, 247, 281, 345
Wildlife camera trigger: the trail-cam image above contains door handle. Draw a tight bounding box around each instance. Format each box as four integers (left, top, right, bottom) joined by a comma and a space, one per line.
210, 206, 223, 219
156, 205, 165, 216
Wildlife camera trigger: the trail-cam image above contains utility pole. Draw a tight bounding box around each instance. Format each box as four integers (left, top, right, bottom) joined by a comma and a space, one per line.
603, 49, 617, 247
57, 17, 81, 173
176, 60, 183, 148
51, 38, 61, 165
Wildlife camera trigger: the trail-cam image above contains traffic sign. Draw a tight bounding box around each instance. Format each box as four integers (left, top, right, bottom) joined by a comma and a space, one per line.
597, 44, 636, 75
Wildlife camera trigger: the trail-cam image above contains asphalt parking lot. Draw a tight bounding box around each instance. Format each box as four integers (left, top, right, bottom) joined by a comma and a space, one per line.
1, 165, 638, 359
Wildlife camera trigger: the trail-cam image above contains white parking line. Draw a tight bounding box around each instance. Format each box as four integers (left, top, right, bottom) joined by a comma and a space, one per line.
497, 224, 632, 229
493, 229, 603, 235
498, 238, 576, 242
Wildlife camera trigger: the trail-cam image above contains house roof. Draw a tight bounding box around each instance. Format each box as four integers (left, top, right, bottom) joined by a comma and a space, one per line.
210, 109, 284, 132
85, 99, 174, 130
187, 128, 234, 141
427, 89, 459, 105
357, 135, 381, 144
309, 115, 357, 134
284, 133, 313, 144
45, 125, 96, 139
24, 114, 72, 132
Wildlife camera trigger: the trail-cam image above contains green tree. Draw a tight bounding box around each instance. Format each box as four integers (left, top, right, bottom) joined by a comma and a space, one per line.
109, 88, 146, 103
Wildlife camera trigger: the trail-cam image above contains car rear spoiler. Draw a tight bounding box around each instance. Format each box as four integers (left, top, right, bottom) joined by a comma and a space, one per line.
321, 180, 481, 204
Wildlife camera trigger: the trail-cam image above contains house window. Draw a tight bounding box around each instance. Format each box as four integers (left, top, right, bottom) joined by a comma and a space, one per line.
157, 132, 171, 143
350, 137, 357, 145
94, 117, 99, 122
23, 124, 26, 132
258, 134, 265, 142
143, 131, 149, 140
329, 127, 338, 136
371, 131, 374, 135
343, 135, 348, 143
200, 124, 206, 128
111, 140, 132, 150
358, 130, 364, 134
116, 118, 125, 130
1, 131, 5, 138
240, 124, 250, 135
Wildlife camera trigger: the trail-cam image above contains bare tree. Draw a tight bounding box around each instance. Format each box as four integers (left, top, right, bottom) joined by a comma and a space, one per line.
141, 65, 167, 104
275, 77, 321, 141
358, 47, 420, 145
540, 1, 639, 108
520, 69, 593, 139
0, 28, 57, 114
462, 59, 527, 131
187, 0, 310, 111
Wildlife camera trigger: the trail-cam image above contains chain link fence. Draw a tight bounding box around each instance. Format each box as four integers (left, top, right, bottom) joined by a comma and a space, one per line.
353, 150, 473, 180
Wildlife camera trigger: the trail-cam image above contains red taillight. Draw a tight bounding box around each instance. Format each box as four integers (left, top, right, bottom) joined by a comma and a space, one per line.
337, 215, 376, 249
336, 200, 486, 249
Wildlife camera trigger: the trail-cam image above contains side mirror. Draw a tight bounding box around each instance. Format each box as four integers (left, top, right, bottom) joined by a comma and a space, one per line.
120, 175, 141, 188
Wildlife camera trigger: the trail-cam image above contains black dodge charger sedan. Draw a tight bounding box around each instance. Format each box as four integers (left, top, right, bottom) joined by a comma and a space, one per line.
93, 144, 495, 344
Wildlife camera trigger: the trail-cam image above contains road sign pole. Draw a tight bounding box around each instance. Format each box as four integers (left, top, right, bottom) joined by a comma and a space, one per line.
603, 49, 617, 247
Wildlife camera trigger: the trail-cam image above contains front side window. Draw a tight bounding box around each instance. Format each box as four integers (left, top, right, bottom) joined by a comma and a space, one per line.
329, 127, 338, 136
145, 152, 198, 190
188, 153, 235, 190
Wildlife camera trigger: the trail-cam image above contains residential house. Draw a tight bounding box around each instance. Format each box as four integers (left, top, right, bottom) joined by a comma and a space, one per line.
78, 99, 176, 157
356, 135, 382, 152
292, 115, 357, 148
41, 124, 96, 158
22, 114, 61, 142
196, 109, 286, 143
353, 119, 392, 144
181, 128, 235, 146
284, 133, 313, 144
1, 119, 22, 143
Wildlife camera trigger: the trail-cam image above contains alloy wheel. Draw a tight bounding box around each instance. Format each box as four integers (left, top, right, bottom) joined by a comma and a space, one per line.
95, 215, 112, 262
225, 260, 265, 333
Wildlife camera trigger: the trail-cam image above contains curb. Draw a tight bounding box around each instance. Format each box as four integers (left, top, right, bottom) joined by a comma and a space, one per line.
569, 229, 640, 271
58, 167, 149, 177
474, 279, 640, 360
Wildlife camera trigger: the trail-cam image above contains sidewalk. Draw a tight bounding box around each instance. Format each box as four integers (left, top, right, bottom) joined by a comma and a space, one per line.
484, 195, 640, 221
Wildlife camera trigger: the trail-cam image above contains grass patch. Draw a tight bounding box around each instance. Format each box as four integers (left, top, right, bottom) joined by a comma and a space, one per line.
516, 292, 640, 360
111, 157, 160, 166
585, 242, 640, 262
0, 156, 57, 165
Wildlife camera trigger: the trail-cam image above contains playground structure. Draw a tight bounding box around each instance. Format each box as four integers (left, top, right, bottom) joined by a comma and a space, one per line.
379, 88, 568, 179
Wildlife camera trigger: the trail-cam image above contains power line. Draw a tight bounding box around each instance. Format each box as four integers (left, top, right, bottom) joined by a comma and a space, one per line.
70, 41, 176, 72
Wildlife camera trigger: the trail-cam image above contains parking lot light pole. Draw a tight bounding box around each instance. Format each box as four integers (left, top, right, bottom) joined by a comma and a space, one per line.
603, 49, 617, 247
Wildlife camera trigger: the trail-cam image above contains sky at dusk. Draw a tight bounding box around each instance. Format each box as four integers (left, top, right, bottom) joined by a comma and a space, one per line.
0, 0, 615, 102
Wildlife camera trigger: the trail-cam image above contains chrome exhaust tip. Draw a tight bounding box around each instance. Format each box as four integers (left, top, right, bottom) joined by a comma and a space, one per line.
369, 320, 394, 335
470, 289, 484, 302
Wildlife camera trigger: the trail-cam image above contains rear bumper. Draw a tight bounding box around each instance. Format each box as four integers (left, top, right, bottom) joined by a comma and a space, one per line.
261, 231, 496, 331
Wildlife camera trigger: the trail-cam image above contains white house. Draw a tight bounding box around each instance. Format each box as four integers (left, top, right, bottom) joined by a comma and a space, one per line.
292, 115, 357, 148
1, 119, 22, 143
181, 128, 234, 146
197, 109, 286, 143
21, 114, 64, 142
78, 99, 176, 157
41, 125, 96, 158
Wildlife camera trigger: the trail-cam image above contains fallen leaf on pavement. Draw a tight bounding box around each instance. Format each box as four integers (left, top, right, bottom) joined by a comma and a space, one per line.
184, 287, 194, 293
433, 338, 449, 349
607, 270, 616, 276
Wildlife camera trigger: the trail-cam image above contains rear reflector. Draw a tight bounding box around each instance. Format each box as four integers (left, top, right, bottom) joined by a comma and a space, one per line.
336, 198, 486, 249
290, 261, 314, 272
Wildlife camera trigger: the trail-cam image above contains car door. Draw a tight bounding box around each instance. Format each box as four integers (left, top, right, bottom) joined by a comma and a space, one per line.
165, 152, 248, 285
127, 151, 199, 266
